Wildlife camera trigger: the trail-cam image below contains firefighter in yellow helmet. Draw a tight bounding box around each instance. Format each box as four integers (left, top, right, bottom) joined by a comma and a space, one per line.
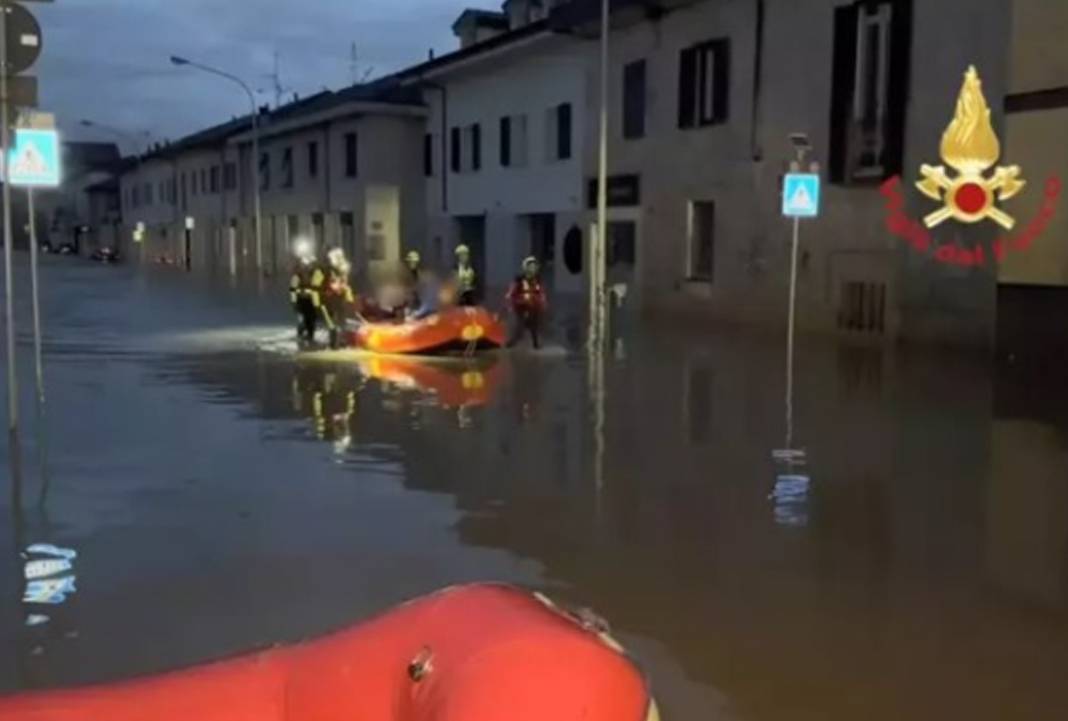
453, 244, 477, 306
289, 239, 326, 346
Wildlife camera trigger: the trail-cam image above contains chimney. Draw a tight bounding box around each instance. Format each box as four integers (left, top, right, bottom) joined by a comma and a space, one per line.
428, 48, 435, 60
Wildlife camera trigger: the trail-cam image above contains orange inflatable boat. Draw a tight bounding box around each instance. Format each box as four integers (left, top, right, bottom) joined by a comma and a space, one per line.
358, 355, 505, 407
348, 306, 506, 355
0, 584, 658, 721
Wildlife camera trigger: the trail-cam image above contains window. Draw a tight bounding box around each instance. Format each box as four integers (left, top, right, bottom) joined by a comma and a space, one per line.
689, 200, 715, 280
259, 153, 270, 190
344, 132, 357, 177
500, 116, 511, 167
169, 178, 177, 203
307, 141, 318, 178
180, 173, 187, 210
450, 127, 461, 173
210, 165, 220, 194
424, 134, 433, 176
829, 0, 911, 183
281, 147, 293, 189
623, 59, 646, 139
678, 39, 730, 128
499, 115, 528, 168
200, 169, 208, 194
223, 162, 237, 191
145, 183, 153, 205
158, 181, 165, 203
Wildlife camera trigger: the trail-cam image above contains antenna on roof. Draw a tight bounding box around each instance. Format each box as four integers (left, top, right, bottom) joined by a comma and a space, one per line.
263, 50, 291, 108
350, 43, 359, 85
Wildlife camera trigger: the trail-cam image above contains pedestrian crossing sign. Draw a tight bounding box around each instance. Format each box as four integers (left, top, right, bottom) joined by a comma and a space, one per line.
7, 128, 61, 188
782, 173, 820, 218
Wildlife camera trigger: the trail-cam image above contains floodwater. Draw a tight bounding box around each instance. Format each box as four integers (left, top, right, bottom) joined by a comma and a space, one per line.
1, 255, 1067, 720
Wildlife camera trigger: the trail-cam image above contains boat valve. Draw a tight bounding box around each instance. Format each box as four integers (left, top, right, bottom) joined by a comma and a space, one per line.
408, 646, 434, 682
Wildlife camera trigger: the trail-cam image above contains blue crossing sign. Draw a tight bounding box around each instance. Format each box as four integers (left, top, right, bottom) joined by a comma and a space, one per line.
782, 173, 821, 218
8, 128, 61, 187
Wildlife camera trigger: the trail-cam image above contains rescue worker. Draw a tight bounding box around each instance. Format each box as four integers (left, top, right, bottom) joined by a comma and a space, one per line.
453, 244, 478, 306
289, 240, 326, 346
505, 256, 548, 349
322, 247, 357, 349
403, 250, 423, 314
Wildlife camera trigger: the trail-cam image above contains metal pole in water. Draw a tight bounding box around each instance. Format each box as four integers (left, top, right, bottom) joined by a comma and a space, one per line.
27, 188, 42, 404
0, 3, 18, 436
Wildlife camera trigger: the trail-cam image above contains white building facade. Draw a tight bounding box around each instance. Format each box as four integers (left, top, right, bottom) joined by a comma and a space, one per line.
401, 5, 590, 297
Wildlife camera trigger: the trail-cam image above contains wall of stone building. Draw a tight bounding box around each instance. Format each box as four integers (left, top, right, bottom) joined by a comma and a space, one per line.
576, 0, 1013, 348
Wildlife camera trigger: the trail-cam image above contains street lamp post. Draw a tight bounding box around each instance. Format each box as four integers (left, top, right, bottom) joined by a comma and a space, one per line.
170, 55, 263, 274
590, 0, 610, 354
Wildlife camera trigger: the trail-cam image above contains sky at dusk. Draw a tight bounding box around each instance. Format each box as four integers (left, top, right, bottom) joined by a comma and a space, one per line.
35, 0, 470, 152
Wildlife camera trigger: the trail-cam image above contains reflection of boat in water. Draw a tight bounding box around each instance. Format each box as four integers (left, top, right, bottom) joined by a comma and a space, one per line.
0, 584, 657, 721
358, 354, 505, 408
347, 306, 506, 355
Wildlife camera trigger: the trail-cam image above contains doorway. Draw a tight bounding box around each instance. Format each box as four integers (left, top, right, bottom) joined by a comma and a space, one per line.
528, 213, 556, 288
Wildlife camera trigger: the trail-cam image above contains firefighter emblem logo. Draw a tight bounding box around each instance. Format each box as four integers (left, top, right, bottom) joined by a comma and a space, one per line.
916, 66, 1025, 230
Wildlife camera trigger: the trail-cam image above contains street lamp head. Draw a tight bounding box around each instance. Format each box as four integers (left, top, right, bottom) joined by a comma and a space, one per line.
170, 56, 191, 66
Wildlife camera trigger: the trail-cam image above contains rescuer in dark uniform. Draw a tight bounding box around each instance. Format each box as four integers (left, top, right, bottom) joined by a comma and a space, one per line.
505, 256, 548, 349
289, 240, 326, 347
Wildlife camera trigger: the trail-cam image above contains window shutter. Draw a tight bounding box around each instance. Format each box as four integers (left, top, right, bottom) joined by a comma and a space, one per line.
423, 134, 433, 176
557, 103, 572, 159
500, 116, 511, 167
678, 46, 697, 128
450, 127, 461, 172
828, 3, 860, 183
472, 123, 481, 171
884, 0, 913, 178
712, 40, 730, 122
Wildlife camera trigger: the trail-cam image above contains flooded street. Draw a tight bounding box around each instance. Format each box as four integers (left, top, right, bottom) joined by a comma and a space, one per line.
2, 256, 1067, 720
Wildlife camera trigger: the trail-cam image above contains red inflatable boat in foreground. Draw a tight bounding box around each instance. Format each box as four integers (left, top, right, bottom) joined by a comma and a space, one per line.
0, 584, 658, 721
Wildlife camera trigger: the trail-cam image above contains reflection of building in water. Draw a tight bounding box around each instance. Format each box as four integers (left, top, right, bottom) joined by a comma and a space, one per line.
988, 418, 1068, 607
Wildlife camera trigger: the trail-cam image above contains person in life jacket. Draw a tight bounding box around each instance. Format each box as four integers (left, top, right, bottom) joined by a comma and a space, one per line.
505, 256, 548, 349
289, 240, 326, 346
323, 247, 357, 349
453, 244, 478, 306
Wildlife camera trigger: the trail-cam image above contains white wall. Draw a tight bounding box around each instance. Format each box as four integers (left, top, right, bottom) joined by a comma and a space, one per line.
423, 34, 587, 287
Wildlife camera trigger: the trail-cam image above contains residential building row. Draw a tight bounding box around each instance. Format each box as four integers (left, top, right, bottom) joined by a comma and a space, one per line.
95, 0, 1067, 347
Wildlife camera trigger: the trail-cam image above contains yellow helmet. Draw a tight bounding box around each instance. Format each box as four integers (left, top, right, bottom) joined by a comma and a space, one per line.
405, 250, 421, 264
455, 244, 470, 256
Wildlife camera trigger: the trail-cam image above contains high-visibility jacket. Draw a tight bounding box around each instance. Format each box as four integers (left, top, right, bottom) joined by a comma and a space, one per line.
290, 263, 326, 306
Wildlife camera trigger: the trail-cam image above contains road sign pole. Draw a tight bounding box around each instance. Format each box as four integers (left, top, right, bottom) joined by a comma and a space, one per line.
27, 187, 41, 404
1, 2, 19, 436
785, 214, 800, 450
